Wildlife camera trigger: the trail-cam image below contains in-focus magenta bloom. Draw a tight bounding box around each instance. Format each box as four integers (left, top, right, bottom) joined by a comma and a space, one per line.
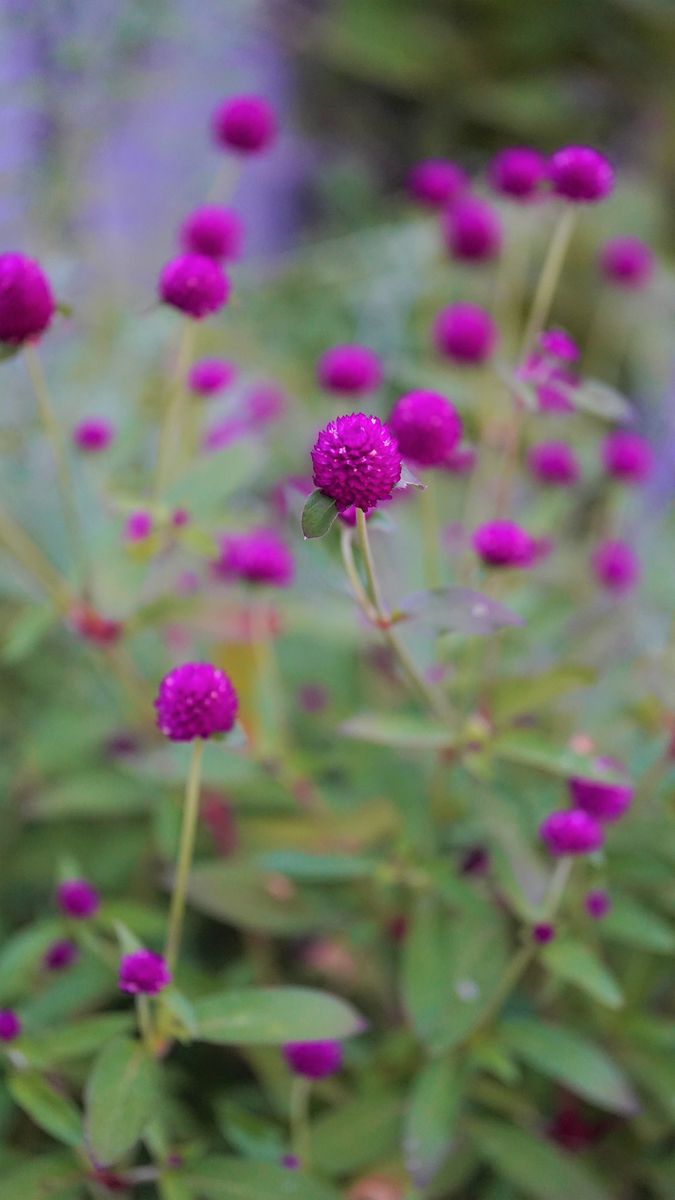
433, 302, 497, 365
601, 430, 653, 484
213, 529, 294, 587
540, 809, 604, 856
43, 939, 79, 971
442, 195, 502, 262
568, 757, 633, 822
311, 413, 401, 513
180, 206, 244, 261
527, 441, 579, 486
211, 94, 277, 154
473, 520, 534, 567
585, 889, 611, 919
159, 254, 229, 318
124, 511, 153, 542
317, 345, 382, 395
188, 358, 236, 396
57, 879, 100, 919
0, 253, 55, 345
488, 148, 548, 201
532, 923, 555, 944
283, 1040, 343, 1079
155, 662, 238, 741
0, 1010, 21, 1042
72, 418, 115, 452
599, 236, 653, 289
549, 146, 614, 202
389, 390, 462, 467
406, 158, 467, 208
118, 949, 171, 995
592, 539, 639, 594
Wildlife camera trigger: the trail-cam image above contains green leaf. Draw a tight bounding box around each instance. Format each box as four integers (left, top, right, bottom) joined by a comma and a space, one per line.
500, 1018, 638, 1114
396, 462, 426, 491
620, 1047, 675, 1120
167, 441, 263, 515
311, 1092, 402, 1176
174, 1156, 341, 1199
0, 1153, 81, 1200
8, 1072, 82, 1147
256, 850, 376, 882
401, 896, 449, 1041
541, 940, 624, 1009
572, 379, 633, 421
19, 1014, 134, 1068
405, 1057, 462, 1187
491, 665, 595, 723
492, 733, 625, 781
215, 1098, 285, 1161
601, 895, 675, 953
0, 920, 64, 1003
194, 987, 365, 1046
85, 1036, 160, 1166
401, 587, 523, 636
340, 712, 455, 750
301, 489, 338, 539
187, 862, 330, 934
469, 1118, 612, 1200
2, 605, 56, 663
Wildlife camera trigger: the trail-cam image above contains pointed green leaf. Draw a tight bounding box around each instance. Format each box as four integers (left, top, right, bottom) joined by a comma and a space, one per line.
500, 1018, 638, 1114
405, 1057, 462, 1187
601, 895, 675, 954
340, 712, 455, 750
469, 1118, 612, 1200
0, 1153, 81, 1200
85, 1036, 160, 1166
175, 1156, 341, 1198
541, 940, 624, 1009
194, 987, 365, 1046
301, 489, 338, 539
8, 1071, 82, 1147
311, 1092, 402, 1176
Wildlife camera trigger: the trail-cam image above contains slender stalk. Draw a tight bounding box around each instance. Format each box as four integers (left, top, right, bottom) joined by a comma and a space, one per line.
0, 503, 72, 610
543, 855, 573, 918
355, 507, 387, 617
165, 740, 204, 973
420, 475, 441, 588
153, 322, 194, 498
136, 994, 153, 1053
290, 1076, 312, 1169
520, 207, 577, 358
340, 524, 376, 620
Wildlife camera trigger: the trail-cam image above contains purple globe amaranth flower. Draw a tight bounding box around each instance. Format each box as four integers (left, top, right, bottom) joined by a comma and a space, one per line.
568, 756, 633, 822
527, 441, 579, 486
433, 302, 497, 365
244, 384, 285, 427
213, 529, 294, 587
540, 808, 604, 856
118, 949, 171, 995
599, 236, 653, 289
211, 94, 277, 154
489, 147, 548, 201
601, 430, 653, 484
311, 413, 401, 513
407, 158, 467, 208
57, 879, 100, 919
539, 329, 579, 361
188, 358, 236, 396
389, 390, 462, 468
281, 1155, 300, 1170
585, 889, 611, 919
473, 520, 535, 567
43, 938, 79, 971
317, 345, 382, 395
124, 511, 153, 542
283, 1040, 343, 1080
0, 253, 55, 345
72, 418, 115, 453
442, 195, 502, 262
549, 146, 614, 203
592, 539, 639, 594
532, 923, 555, 944
155, 662, 238, 741
159, 254, 229, 319
0, 1010, 21, 1042
180, 206, 244, 261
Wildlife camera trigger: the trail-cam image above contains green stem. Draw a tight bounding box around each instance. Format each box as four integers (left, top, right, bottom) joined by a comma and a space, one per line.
290, 1076, 312, 1169
355, 507, 387, 617
136, 994, 154, 1053
165, 739, 204, 974
340, 524, 376, 620
520, 206, 577, 358
420, 475, 441, 588
543, 855, 573, 919
154, 322, 194, 498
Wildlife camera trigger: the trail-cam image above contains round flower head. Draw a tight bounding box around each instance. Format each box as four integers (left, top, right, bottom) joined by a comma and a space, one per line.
0, 1010, 21, 1042
180, 206, 244, 261
532, 923, 555, 944
473, 520, 534, 567
0, 253, 55, 345
601, 430, 653, 484
488, 147, 548, 201
211, 94, 277, 154
442, 196, 502, 262
72, 418, 114, 453
568, 757, 633, 822
57, 879, 100, 919
118, 949, 171, 996
433, 302, 497, 365
592, 539, 639, 594
214, 529, 294, 587
540, 808, 604, 856
43, 938, 79, 971
539, 329, 579, 362
549, 146, 614, 203
158, 254, 229, 319
188, 358, 236, 396
407, 158, 467, 208
317, 345, 382, 396
389, 390, 462, 468
283, 1040, 343, 1080
311, 413, 401, 512
124, 511, 152, 542
155, 661, 238, 741
599, 236, 653, 289
585, 889, 611, 919
527, 441, 579, 486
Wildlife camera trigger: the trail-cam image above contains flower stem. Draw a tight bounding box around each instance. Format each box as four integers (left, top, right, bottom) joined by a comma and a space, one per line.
154, 322, 194, 498
520, 206, 577, 358
165, 739, 204, 974
340, 524, 376, 620
290, 1076, 312, 1169
135, 994, 154, 1054
420, 474, 441, 588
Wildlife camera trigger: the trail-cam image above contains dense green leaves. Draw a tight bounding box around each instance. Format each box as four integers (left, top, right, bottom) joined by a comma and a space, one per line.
311, 1092, 402, 1176
0, 1153, 81, 1200
500, 1019, 638, 1114
172, 1156, 341, 1198
541, 940, 624, 1008
405, 1057, 463, 1186
470, 1119, 612, 1200
194, 987, 365, 1045
8, 1072, 82, 1147
186, 861, 332, 934
84, 1036, 160, 1165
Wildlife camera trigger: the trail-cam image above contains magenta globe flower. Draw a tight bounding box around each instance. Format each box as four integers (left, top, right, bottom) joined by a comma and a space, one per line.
311, 413, 401, 513
180, 206, 244, 261
539, 329, 579, 361
188, 358, 236, 396
406, 159, 467, 208
0, 1010, 21, 1042
488, 148, 548, 201
124, 511, 153, 542
433, 302, 497, 365
549, 146, 614, 203
0, 253, 55, 345
585, 889, 611, 919
118, 949, 171, 995
43, 939, 79, 971
601, 430, 653, 484
283, 1040, 343, 1080
213, 529, 294, 587
473, 520, 534, 567
540, 809, 604, 856
57, 879, 100, 919
568, 757, 633, 822
592, 539, 639, 594
389, 390, 462, 468
72, 418, 115, 453
532, 923, 555, 944
155, 662, 238, 742
211, 95, 277, 154
159, 254, 229, 319
599, 236, 653, 289
317, 345, 382, 395
527, 441, 579, 486
442, 195, 502, 262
